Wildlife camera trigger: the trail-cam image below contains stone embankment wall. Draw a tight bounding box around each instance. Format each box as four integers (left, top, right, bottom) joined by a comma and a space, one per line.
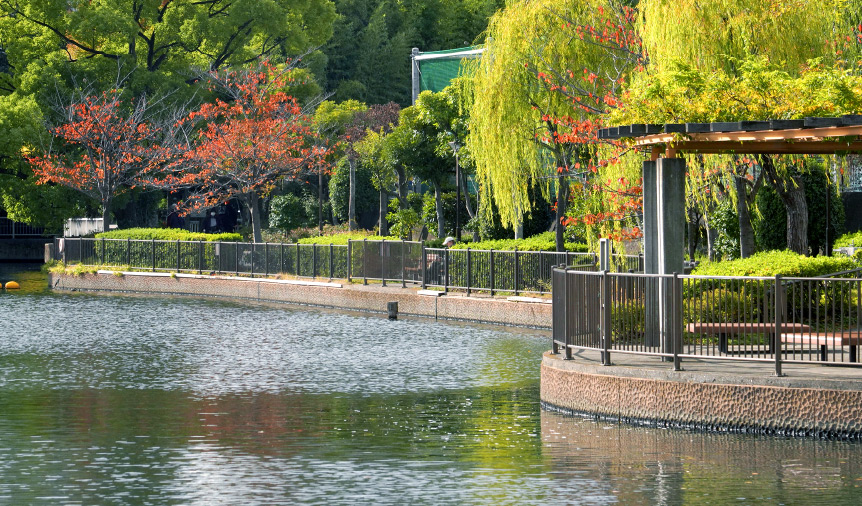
541, 352, 862, 438
49, 271, 552, 328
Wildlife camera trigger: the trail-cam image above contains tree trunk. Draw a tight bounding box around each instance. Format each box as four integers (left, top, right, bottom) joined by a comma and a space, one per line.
101, 199, 111, 233
348, 158, 357, 231
686, 205, 700, 262
555, 174, 569, 252
462, 170, 475, 220
378, 187, 389, 236
433, 180, 445, 238
760, 155, 809, 255
318, 171, 324, 233
248, 194, 263, 243
784, 184, 808, 254
395, 166, 408, 209
733, 175, 756, 258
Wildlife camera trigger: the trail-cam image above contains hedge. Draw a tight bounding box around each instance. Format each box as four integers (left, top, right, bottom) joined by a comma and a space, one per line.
95, 228, 242, 242
692, 250, 856, 278
296, 233, 398, 245
449, 231, 589, 252
834, 231, 862, 249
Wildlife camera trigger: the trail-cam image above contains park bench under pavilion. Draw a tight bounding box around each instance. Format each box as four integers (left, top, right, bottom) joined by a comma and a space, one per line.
597, 116, 862, 356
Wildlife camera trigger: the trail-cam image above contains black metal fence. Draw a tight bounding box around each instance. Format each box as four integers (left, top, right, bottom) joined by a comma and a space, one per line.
552, 267, 862, 370
55, 238, 348, 279
0, 217, 45, 238
53, 237, 644, 295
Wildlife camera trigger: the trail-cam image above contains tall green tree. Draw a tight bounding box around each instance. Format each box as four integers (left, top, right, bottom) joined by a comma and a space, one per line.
628, 0, 860, 255
468, 0, 640, 247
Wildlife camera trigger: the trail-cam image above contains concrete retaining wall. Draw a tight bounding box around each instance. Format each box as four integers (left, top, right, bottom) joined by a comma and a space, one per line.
49, 271, 552, 328
541, 352, 862, 438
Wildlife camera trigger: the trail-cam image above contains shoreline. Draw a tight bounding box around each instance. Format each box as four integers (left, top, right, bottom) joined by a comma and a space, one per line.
49, 270, 553, 329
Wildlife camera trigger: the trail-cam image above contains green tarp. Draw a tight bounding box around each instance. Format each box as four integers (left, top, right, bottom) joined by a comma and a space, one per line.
415, 46, 483, 93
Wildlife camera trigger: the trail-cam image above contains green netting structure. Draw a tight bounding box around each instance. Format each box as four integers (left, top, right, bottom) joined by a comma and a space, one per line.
412, 46, 483, 99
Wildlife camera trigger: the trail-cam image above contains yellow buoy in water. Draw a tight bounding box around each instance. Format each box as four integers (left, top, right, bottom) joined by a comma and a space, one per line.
4, 281, 20, 289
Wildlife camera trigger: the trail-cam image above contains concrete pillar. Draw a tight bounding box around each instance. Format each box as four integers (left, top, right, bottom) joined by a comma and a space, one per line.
642, 161, 658, 274
411, 48, 421, 105
656, 157, 686, 356
656, 157, 686, 276
642, 161, 659, 347
599, 238, 611, 271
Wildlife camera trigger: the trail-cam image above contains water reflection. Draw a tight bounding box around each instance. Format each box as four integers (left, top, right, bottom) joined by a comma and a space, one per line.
542, 409, 862, 505
1, 264, 861, 504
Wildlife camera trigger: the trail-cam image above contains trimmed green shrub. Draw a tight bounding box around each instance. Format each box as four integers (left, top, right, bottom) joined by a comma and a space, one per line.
449, 231, 588, 252
692, 250, 855, 278
834, 231, 862, 249
95, 228, 242, 242
297, 232, 397, 245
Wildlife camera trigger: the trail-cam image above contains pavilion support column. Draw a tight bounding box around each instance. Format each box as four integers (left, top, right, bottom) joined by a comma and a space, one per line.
656, 157, 686, 358
643, 161, 660, 347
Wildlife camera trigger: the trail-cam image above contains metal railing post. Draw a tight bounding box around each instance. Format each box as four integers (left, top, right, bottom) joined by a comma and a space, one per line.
330, 243, 334, 281
552, 266, 560, 355
235, 243, 239, 276
280, 242, 284, 274
264, 242, 269, 277
362, 238, 367, 285
673, 272, 682, 371
295, 243, 300, 277
176, 240, 181, 272
312, 243, 318, 279
444, 248, 449, 293
565, 267, 573, 359
420, 242, 427, 289
774, 274, 784, 376
490, 249, 495, 296
514, 248, 520, 296
381, 239, 386, 287
401, 241, 406, 288
602, 270, 612, 366
466, 248, 472, 296
101, 237, 106, 266
251, 242, 255, 277
347, 241, 353, 283
126, 238, 131, 267
151, 239, 155, 272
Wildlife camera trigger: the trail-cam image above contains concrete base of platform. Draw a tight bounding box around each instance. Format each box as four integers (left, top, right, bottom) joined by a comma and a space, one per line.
541, 350, 862, 438
48, 271, 552, 328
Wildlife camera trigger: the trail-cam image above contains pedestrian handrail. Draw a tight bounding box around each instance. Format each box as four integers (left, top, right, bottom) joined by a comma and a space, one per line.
53, 236, 639, 294
53, 237, 349, 280
552, 267, 862, 371
0, 217, 46, 238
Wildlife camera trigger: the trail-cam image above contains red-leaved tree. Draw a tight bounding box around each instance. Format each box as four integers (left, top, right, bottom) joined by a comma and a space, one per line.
160, 63, 327, 242
27, 90, 167, 229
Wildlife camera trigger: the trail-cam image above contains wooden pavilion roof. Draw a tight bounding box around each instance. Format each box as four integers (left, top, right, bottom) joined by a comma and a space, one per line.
598, 116, 862, 157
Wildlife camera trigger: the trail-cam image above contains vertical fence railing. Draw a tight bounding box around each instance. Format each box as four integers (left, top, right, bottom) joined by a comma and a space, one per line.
552, 267, 862, 370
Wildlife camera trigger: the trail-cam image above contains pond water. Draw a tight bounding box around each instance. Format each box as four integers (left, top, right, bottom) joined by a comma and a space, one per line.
2, 263, 862, 505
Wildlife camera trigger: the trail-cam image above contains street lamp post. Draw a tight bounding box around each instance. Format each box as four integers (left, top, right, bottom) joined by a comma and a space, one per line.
448, 141, 462, 241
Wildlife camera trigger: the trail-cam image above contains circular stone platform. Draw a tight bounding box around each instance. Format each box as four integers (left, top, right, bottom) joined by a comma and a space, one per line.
541, 350, 862, 438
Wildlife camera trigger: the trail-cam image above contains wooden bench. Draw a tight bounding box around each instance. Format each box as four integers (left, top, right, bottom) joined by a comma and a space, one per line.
780, 331, 862, 362
686, 322, 811, 353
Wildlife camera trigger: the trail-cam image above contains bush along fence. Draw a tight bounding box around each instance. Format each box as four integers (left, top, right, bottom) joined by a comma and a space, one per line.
53, 237, 643, 295
552, 266, 862, 371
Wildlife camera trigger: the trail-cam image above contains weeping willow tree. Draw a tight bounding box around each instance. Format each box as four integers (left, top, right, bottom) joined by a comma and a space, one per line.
468, 0, 640, 249
640, 0, 852, 74
620, 0, 861, 256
